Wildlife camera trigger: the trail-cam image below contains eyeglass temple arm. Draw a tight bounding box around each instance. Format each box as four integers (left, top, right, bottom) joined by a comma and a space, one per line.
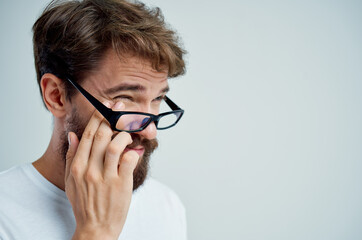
164, 96, 182, 111
66, 78, 113, 120
67, 78, 181, 114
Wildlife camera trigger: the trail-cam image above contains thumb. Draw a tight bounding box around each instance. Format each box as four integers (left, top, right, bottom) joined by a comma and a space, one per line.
65, 132, 79, 180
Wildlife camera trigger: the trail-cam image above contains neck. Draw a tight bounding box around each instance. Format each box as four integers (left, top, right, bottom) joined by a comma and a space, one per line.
33, 127, 67, 191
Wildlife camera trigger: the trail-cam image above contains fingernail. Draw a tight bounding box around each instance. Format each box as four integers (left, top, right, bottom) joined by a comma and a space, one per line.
103, 101, 111, 108
114, 101, 125, 110
67, 132, 71, 146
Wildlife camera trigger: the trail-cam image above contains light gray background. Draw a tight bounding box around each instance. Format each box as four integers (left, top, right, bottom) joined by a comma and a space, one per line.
0, 0, 361, 239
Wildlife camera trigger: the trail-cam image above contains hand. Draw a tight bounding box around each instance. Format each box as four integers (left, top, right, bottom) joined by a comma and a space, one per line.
65, 102, 139, 240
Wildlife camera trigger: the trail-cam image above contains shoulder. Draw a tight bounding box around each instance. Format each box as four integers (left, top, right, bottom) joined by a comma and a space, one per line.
131, 177, 187, 221
137, 177, 185, 209
139, 177, 178, 196
0, 164, 23, 178
124, 177, 187, 239
0, 163, 37, 204
0, 164, 27, 190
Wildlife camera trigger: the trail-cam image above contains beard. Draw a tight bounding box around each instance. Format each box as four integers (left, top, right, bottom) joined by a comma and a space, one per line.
60, 108, 158, 191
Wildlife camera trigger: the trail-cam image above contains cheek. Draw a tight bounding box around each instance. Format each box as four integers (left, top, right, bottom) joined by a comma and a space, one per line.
64, 106, 89, 140
74, 94, 95, 117
66, 97, 94, 130
79, 107, 93, 124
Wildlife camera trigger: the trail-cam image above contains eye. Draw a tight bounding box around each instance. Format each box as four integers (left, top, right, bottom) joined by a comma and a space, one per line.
153, 95, 165, 102
114, 95, 133, 101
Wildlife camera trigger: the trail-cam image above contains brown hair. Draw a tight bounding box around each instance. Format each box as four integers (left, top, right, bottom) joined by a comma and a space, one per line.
33, 0, 186, 102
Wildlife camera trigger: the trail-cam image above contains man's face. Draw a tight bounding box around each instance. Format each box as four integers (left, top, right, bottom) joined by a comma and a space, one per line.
60, 51, 169, 191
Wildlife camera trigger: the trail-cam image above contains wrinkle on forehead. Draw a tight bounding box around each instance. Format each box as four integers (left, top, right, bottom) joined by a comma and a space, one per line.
83, 50, 169, 96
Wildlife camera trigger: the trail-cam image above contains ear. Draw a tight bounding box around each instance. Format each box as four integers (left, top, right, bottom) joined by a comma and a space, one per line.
40, 73, 67, 118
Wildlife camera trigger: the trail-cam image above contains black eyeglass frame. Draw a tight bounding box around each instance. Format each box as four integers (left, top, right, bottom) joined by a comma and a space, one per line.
66, 78, 184, 133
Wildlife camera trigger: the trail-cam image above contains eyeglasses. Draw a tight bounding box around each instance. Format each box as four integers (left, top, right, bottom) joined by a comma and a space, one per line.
66, 78, 184, 133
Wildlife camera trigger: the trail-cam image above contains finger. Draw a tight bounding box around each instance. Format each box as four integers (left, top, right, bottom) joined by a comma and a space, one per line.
103, 101, 128, 177
112, 101, 127, 130
88, 119, 113, 174
118, 150, 139, 189
72, 105, 107, 169
65, 132, 79, 180
103, 131, 133, 178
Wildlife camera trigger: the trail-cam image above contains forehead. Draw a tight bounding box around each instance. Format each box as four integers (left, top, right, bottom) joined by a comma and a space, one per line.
83, 50, 169, 94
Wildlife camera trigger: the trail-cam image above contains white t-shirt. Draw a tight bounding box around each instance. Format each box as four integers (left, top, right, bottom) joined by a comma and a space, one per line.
0, 163, 187, 240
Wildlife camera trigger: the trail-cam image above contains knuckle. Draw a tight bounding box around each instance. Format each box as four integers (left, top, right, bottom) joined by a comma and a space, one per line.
94, 124, 112, 141
93, 110, 103, 120
85, 169, 100, 183
70, 164, 80, 177
82, 129, 95, 140
121, 151, 139, 167
107, 143, 119, 156
94, 130, 105, 141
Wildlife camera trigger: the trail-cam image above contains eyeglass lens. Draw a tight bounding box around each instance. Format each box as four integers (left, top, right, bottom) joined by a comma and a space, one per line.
157, 113, 179, 129
115, 112, 180, 131
116, 114, 151, 131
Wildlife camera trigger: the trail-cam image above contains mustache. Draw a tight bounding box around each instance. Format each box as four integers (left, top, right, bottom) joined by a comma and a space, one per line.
129, 134, 158, 153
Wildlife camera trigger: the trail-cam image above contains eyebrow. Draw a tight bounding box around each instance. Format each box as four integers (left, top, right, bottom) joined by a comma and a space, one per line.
104, 83, 170, 95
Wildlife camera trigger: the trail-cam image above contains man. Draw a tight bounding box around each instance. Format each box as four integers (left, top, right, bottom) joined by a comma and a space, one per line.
0, 0, 187, 239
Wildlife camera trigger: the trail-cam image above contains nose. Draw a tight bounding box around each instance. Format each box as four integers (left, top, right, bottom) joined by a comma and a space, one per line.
132, 103, 158, 140
135, 121, 157, 140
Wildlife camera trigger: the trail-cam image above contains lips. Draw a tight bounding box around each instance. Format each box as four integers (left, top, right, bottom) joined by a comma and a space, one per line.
124, 146, 145, 156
